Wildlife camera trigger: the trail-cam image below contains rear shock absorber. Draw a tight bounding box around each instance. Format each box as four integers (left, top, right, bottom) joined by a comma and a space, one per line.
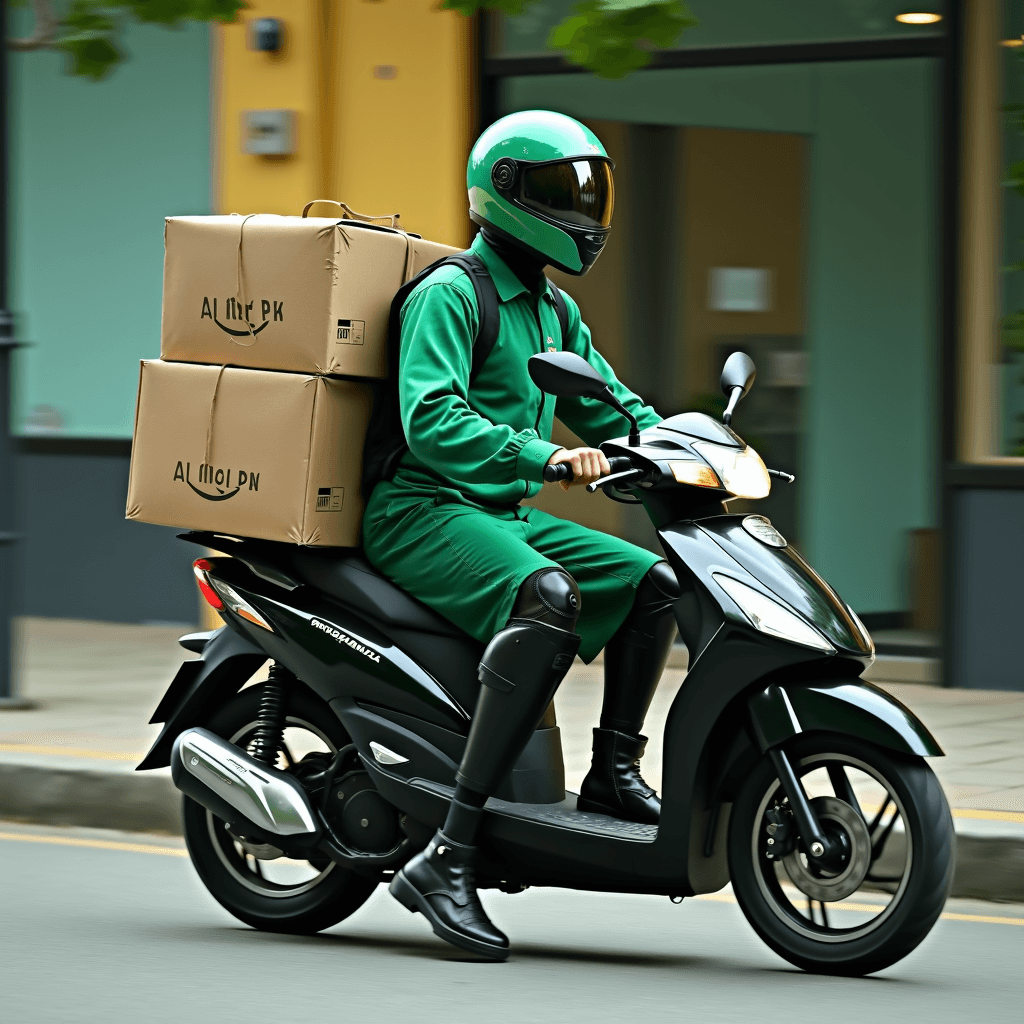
249, 663, 292, 765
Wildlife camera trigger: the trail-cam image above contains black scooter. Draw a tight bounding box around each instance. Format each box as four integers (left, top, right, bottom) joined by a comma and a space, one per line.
138, 351, 954, 976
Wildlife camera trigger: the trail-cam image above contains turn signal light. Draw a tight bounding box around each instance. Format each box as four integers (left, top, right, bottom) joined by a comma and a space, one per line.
667, 460, 721, 489
193, 559, 223, 610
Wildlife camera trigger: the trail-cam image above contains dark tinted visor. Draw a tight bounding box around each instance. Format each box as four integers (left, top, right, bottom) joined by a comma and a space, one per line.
520, 159, 614, 229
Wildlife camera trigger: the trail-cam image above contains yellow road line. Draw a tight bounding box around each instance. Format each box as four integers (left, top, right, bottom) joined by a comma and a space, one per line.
0, 744, 142, 762
695, 890, 1024, 926
2, 832, 1022, 926
0, 831, 185, 857
952, 808, 1024, 824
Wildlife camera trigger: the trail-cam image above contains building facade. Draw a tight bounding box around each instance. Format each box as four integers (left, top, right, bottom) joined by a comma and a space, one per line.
8, 1, 1024, 688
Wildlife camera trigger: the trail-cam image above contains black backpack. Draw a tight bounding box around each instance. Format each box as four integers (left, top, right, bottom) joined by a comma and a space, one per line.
362, 250, 570, 493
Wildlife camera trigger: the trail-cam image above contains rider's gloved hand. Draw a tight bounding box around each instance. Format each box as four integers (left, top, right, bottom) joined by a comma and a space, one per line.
546, 447, 610, 492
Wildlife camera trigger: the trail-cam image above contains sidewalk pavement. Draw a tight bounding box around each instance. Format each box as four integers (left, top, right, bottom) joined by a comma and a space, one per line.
2, 617, 1022, 901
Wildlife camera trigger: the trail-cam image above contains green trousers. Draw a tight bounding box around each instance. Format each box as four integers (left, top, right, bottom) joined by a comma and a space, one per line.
363, 483, 662, 663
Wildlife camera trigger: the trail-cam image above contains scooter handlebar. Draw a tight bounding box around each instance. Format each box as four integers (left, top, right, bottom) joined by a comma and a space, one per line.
543, 456, 633, 483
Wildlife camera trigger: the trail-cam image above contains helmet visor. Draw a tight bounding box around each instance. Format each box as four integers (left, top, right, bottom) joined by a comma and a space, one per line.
520, 159, 614, 229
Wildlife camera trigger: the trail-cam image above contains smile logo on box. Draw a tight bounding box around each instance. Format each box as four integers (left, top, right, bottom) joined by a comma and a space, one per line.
174, 461, 261, 501
201, 297, 283, 338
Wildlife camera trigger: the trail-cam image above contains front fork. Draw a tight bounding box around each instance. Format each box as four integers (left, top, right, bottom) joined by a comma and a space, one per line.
767, 746, 848, 872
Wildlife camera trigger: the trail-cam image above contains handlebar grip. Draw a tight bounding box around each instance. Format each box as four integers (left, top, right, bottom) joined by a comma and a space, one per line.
543, 462, 574, 482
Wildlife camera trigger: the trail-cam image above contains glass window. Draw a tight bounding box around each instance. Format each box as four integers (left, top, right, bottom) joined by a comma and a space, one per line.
491, 0, 947, 58
500, 55, 939, 616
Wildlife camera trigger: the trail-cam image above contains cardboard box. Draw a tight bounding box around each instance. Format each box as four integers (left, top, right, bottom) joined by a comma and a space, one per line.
160, 215, 458, 378
126, 360, 372, 546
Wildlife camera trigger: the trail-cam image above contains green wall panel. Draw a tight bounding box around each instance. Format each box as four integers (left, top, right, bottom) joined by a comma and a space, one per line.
502, 57, 938, 612
802, 59, 938, 613
9, 22, 211, 438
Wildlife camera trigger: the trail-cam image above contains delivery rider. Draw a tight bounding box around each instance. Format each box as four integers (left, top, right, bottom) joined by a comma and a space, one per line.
363, 110, 680, 960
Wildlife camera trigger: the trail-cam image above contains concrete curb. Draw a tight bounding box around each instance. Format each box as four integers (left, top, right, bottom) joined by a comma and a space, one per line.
2, 762, 1021, 903
0, 764, 182, 836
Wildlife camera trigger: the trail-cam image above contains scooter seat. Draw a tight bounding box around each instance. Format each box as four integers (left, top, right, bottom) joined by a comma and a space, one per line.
290, 549, 470, 638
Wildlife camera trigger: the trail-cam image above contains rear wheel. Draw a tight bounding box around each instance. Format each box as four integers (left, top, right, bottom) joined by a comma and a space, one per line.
181, 684, 378, 934
728, 734, 954, 976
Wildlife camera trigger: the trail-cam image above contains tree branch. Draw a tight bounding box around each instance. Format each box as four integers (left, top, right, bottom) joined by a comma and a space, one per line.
8, 0, 60, 52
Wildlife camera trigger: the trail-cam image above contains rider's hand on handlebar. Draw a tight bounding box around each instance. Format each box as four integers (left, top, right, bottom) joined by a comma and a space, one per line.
546, 447, 611, 492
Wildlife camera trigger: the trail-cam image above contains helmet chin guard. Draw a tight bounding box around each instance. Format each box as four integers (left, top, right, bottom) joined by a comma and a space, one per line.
467, 111, 614, 276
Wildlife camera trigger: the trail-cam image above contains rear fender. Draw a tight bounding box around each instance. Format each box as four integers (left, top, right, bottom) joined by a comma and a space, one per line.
136, 626, 267, 771
748, 679, 943, 758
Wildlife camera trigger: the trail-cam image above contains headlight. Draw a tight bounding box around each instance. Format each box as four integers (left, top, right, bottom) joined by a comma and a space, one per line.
713, 574, 835, 653
692, 442, 771, 499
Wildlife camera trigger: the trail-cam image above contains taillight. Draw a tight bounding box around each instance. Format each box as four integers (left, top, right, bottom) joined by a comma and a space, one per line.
193, 559, 223, 610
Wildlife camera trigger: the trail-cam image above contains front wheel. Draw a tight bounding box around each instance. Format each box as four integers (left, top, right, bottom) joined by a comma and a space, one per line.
728, 734, 954, 976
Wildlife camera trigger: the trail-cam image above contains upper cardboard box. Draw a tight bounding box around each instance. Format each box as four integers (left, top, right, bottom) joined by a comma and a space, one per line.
160, 214, 457, 378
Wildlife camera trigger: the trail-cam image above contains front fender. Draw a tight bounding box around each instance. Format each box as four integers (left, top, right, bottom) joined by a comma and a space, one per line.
748, 679, 943, 758
136, 626, 267, 771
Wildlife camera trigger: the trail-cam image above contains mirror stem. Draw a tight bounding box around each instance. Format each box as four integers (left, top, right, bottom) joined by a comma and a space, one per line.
722, 386, 743, 426
602, 387, 641, 445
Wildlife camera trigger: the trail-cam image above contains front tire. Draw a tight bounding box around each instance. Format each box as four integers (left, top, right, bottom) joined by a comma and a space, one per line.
181, 684, 378, 935
728, 734, 954, 976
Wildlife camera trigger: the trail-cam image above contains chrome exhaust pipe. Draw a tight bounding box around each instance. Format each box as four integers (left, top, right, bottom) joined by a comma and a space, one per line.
171, 727, 321, 843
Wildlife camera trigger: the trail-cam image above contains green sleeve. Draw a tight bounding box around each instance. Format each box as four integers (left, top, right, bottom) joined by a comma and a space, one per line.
399, 281, 560, 485
554, 290, 662, 446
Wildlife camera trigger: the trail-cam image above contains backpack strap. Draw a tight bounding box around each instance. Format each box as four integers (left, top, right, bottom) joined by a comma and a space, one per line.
364, 251, 501, 489
547, 278, 570, 347
444, 252, 500, 383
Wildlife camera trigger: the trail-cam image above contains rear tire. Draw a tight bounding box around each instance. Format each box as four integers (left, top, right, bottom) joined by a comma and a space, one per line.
181, 684, 378, 935
728, 734, 954, 976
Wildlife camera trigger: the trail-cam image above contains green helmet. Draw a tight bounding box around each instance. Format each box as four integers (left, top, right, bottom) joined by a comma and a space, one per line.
467, 110, 615, 276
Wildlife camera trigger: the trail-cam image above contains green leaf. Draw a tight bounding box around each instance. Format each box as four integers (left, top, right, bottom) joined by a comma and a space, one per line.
57, 35, 124, 80
49, 0, 246, 78
547, 1, 698, 80
1002, 311, 1024, 351
439, 0, 537, 15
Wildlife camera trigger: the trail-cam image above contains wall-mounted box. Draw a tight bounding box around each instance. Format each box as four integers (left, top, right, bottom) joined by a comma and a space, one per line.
243, 109, 296, 155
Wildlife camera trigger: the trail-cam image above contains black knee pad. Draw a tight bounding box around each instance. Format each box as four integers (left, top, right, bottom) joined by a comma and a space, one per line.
627, 562, 680, 627
643, 562, 681, 602
512, 568, 581, 630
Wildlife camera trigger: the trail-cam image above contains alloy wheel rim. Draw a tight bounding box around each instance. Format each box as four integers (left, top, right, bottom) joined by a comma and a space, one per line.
205, 714, 337, 900
750, 751, 914, 944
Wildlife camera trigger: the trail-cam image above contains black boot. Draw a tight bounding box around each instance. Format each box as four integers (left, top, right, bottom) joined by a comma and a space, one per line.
390, 830, 509, 960
578, 562, 679, 824
577, 728, 660, 824
390, 600, 580, 959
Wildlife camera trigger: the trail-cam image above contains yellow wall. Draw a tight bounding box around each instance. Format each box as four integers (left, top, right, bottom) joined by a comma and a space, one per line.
214, 0, 474, 247
215, 0, 328, 215
327, 0, 474, 246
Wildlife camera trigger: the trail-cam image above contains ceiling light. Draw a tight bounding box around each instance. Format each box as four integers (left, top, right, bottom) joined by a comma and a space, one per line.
895, 12, 943, 25
1002, 37, 1024, 47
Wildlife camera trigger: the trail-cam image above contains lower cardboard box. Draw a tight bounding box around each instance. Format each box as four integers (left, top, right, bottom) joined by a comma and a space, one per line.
126, 359, 372, 546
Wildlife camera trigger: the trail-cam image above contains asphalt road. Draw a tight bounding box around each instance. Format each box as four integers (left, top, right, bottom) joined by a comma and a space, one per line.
3, 824, 1022, 1024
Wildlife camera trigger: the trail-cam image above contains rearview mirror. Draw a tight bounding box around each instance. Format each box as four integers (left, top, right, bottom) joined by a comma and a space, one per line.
720, 352, 756, 425
528, 351, 641, 446
528, 351, 609, 398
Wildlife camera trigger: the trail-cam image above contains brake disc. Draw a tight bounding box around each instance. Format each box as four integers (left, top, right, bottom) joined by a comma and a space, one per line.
782, 796, 872, 903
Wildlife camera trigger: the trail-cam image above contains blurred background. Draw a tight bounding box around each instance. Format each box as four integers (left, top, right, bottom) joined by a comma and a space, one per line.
2, 0, 1023, 690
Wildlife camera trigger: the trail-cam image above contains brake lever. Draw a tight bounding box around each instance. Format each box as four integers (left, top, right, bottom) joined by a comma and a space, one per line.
768, 468, 796, 484
586, 468, 642, 493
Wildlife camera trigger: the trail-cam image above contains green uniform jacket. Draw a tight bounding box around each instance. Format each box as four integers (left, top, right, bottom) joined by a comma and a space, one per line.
363, 233, 663, 660
387, 233, 660, 506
